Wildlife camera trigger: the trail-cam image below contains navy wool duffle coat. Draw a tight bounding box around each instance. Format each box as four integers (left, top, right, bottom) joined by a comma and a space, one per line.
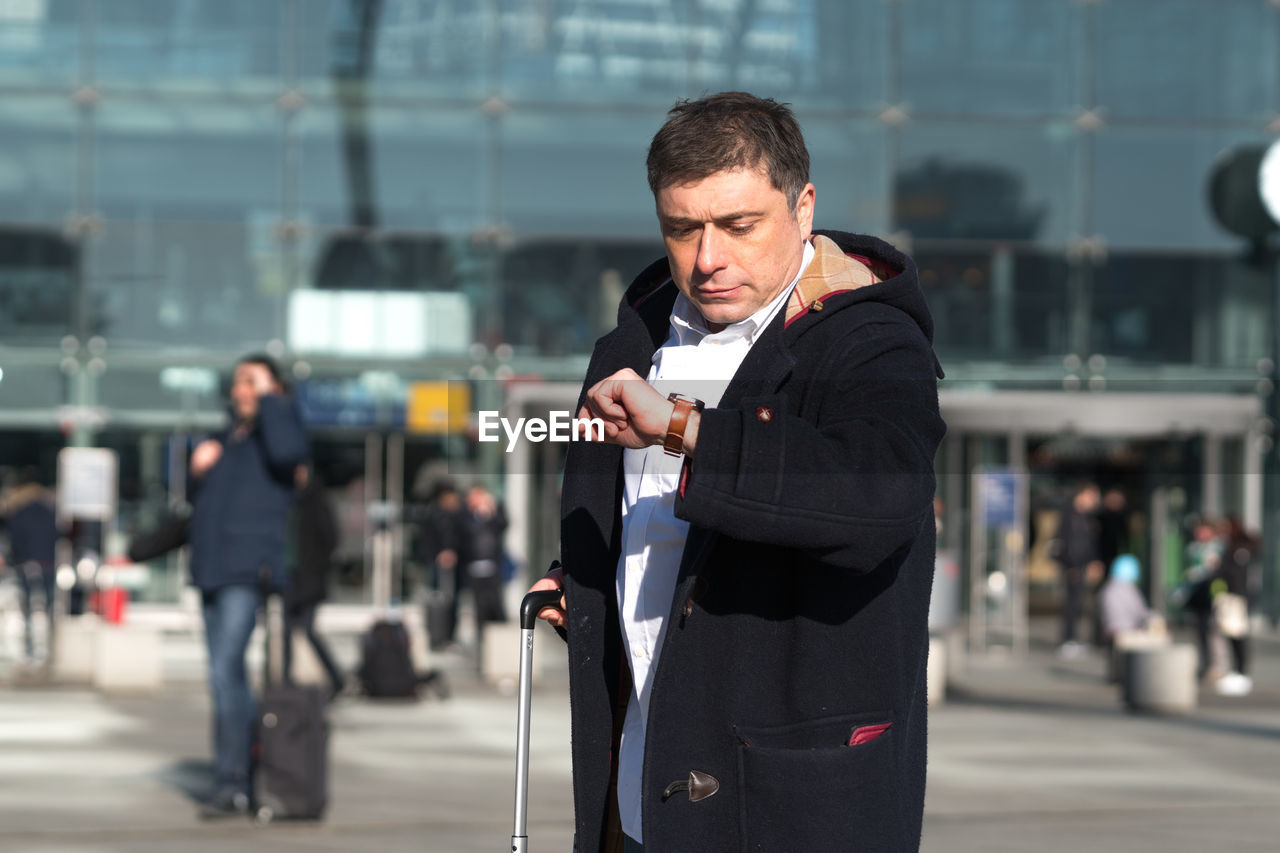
559, 231, 946, 852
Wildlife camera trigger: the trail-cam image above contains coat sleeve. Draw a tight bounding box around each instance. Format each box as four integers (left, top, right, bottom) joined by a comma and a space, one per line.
674, 320, 945, 574
255, 394, 311, 473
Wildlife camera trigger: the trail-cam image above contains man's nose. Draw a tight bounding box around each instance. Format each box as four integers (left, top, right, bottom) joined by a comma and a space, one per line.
695, 227, 727, 275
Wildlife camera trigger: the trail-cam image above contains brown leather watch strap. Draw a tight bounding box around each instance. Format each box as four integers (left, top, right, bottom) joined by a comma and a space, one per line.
663, 397, 695, 457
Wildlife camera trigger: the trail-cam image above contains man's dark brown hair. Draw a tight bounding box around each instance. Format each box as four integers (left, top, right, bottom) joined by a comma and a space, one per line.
646, 91, 810, 209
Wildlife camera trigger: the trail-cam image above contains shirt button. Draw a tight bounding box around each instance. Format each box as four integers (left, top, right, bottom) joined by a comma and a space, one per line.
756, 406, 773, 423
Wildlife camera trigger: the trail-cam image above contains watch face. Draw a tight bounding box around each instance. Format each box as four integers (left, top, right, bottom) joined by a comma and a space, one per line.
1262, 139, 1280, 225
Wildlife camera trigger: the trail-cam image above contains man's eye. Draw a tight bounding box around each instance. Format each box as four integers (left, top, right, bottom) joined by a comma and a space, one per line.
667, 226, 697, 238
727, 222, 755, 234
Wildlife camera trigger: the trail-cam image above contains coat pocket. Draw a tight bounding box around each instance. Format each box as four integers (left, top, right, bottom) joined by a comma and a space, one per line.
736, 714, 900, 852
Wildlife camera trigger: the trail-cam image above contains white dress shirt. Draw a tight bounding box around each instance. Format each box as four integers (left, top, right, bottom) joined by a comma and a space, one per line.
615, 240, 814, 842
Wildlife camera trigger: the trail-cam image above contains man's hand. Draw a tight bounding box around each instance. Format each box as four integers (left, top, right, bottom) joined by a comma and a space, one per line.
528, 565, 567, 629
190, 440, 223, 478
578, 368, 676, 450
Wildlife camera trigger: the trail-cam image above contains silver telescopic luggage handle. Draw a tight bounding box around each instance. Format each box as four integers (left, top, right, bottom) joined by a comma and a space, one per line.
511, 589, 564, 853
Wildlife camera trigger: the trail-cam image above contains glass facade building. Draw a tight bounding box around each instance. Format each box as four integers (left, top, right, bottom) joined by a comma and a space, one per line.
1, 1, 1278, 613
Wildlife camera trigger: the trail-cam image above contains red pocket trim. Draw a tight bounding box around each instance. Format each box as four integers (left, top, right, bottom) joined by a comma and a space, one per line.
848, 723, 892, 746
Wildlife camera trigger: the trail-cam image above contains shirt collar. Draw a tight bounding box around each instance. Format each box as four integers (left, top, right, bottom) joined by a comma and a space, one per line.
669, 239, 815, 346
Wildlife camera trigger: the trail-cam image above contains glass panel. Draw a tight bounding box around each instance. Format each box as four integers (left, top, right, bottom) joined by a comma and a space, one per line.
87, 219, 287, 349
896, 122, 1080, 245
0, 229, 78, 343
0, 362, 67, 411
1095, 0, 1278, 121
498, 110, 658, 238
96, 364, 227, 416
1091, 253, 1272, 368
295, 105, 487, 231
295, 0, 488, 98
0, 0, 80, 86
93, 0, 284, 93
499, 238, 664, 357
85, 101, 285, 349
1092, 127, 1262, 250
93, 101, 283, 220
0, 96, 78, 227
918, 245, 1071, 362
807, 118, 889, 236
900, 0, 1080, 116
498, 0, 887, 110
292, 228, 479, 358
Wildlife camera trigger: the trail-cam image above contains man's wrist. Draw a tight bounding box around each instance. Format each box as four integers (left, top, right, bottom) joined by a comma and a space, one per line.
682, 410, 700, 457
662, 394, 704, 456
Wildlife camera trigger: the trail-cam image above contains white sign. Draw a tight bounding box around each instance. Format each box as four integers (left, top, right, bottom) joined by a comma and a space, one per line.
287, 290, 473, 357
57, 447, 118, 522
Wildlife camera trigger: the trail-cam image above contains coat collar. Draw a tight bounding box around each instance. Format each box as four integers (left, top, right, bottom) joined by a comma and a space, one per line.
783, 234, 882, 327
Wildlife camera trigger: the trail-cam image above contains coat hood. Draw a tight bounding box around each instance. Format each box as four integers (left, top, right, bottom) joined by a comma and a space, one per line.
619, 228, 943, 377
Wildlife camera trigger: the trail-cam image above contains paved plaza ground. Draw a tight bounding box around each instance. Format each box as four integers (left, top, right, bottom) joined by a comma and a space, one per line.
1, 617, 1279, 852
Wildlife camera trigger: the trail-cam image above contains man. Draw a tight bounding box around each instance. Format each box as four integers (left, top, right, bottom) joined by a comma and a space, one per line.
1054, 482, 1102, 659
417, 481, 466, 649
530, 93, 945, 852
283, 463, 345, 701
188, 354, 308, 818
0, 468, 59, 663
463, 484, 509, 628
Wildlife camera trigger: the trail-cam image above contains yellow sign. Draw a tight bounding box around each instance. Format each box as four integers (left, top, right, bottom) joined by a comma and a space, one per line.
407, 381, 471, 434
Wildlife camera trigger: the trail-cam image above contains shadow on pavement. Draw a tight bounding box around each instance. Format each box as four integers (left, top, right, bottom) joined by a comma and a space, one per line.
155, 758, 216, 804
946, 685, 1280, 743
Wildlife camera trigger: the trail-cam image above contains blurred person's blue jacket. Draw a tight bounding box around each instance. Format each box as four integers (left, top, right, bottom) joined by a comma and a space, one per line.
1, 482, 58, 569
189, 395, 309, 592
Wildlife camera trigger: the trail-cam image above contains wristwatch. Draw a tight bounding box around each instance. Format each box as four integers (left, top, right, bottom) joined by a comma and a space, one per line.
663, 393, 705, 457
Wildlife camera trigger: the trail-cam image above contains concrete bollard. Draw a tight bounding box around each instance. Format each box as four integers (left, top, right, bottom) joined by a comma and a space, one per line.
481, 621, 541, 695
1110, 629, 1170, 684
52, 615, 99, 684
93, 624, 164, 692
927, 636, 947, 708
1122, 643, 1196, 714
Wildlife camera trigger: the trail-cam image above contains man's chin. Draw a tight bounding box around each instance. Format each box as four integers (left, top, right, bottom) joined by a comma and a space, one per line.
697, 306, 749, 328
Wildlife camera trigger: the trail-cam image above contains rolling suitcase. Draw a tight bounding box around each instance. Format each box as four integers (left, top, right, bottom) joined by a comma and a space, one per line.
255, 592, 330, 822
424, 588, 455, 652
510, 588, 564, 853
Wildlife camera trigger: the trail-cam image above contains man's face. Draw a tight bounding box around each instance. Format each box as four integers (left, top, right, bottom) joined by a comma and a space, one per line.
230, 362, 279, 421
657, 168, 814, 331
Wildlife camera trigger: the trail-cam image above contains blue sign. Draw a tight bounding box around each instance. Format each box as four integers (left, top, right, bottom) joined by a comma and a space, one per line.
294, 379, 407, 428
980, 469, 1019, 528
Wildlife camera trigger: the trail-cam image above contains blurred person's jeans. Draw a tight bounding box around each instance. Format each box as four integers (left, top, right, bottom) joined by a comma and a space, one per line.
15, 561, 56, 658
201, 584, 261, 798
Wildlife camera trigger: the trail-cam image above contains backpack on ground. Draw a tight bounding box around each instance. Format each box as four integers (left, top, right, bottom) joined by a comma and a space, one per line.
358, 619, 419, 699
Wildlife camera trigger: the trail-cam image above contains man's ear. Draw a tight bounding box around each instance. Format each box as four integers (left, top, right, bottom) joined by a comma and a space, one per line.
794, 182, 815, 241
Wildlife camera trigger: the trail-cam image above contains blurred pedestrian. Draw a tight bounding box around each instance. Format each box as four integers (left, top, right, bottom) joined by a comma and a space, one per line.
1182, 517, 1224, 682
188, 354, 308, 819
1091, 487, 1130, 646
1099, 554, 1154, 643
1096, 488, 1129, 570
1055, 482, 1102, 658
463, 484, 508, 633
0, 467, 59, 663
283, 463, 344, 701
416, 481, 466, 649
1212, 516, 1256, 697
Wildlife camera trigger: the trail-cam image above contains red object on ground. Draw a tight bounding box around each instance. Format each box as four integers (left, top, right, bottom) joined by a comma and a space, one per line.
101, 588, 128, 624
